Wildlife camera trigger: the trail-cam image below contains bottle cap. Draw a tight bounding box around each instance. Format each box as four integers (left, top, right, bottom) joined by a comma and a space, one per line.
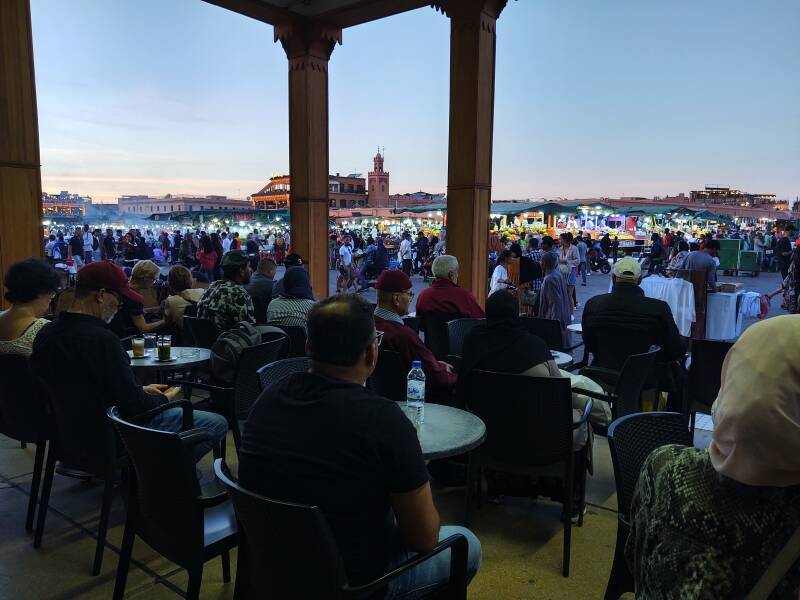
412, 360, 422, 369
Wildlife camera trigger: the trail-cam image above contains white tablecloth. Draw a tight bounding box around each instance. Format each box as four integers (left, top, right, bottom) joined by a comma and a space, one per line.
639, 276, 696, 337
706, 292, 743, 341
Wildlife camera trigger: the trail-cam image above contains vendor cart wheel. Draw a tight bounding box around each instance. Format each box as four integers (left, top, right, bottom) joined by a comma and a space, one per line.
601, 264, 611, 274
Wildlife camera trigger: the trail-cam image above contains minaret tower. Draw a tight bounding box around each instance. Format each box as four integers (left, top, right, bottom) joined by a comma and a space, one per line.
367, 146, 390, 207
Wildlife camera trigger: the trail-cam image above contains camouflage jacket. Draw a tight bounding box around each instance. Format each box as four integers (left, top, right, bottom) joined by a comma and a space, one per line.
626, 445, 800, 599
197, 280, 255, 332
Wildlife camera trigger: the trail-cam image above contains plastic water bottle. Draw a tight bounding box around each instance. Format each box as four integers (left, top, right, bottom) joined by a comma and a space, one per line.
406, 360, 426, 428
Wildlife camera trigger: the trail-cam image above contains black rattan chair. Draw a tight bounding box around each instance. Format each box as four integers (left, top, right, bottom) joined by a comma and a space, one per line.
267, 323, 307, 357
464, 370, 592, 577
214, 459, 469, 599
605, 412, 691, 600
0, 355, 48, 532
519, 316, 565, 351
446, 318, 483, 357
169, 336, 288, 452
420, 313, 461, 360
183, 316, 218, 349
34, 377, 124, 575
575, 346, 661, 436
257, 357, 311, 392
368, 350, 407, 402
686, 339, 733, 438
109, 403, 237, 600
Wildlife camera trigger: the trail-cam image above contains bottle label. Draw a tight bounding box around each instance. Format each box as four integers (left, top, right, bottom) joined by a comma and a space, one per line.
406, 380, 425, 402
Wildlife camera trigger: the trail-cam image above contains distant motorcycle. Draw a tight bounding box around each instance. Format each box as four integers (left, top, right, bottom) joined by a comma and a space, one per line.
589, 252, 611, 274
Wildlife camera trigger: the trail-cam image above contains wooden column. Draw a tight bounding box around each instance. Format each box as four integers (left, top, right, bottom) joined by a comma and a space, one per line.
0, 0, 43, 309
439, 0, 506, 307
276, 21, 340, 298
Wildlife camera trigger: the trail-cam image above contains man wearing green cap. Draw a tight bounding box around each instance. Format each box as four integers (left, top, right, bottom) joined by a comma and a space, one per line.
197, 250, 255, 331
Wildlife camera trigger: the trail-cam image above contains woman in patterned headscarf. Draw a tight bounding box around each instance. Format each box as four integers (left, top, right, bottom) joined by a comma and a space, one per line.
626, 315, 800, 599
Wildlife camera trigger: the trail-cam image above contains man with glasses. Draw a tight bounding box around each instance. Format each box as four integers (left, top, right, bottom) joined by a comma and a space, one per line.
239, 294, 481, 595
373, 270, 456, 400
31, 262, 227, 463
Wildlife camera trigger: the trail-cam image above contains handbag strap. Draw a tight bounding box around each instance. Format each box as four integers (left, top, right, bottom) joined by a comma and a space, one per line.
746, 526, 800, 600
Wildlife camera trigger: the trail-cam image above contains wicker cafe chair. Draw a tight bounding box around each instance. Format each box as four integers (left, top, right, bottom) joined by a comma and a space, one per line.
257, 357, 311, 393
446, 318, 483, 358
464, 370, 592, 577
214, 459, 469, 599
604, 412, 690, 600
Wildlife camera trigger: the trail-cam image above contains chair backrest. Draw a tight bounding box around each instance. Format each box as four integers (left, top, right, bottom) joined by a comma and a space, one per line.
214, 459, 348, 598
613, 346, 661, 419
268, 323, 307, 358
687, 339, 733, 409
608, 412, 691, 518
108, 407, 206, 567
257, 357, 311, 392
519, 317, 564, 351
466, 370, 574, 466
402, 316, 420, 334
38, 374, 117, 474
368, 350, 408, 402
446, 318, 483, 357
0, 354, 46, 443
584, 325, 658, 372
183, 316, 218, 349
235, 337, 289, 421
420, 313, 461, 360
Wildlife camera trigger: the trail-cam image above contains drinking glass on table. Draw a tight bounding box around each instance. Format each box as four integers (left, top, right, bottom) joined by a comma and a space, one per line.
144, 333, 157, 355
131, 337, 145, 358
157, 335, 172, 361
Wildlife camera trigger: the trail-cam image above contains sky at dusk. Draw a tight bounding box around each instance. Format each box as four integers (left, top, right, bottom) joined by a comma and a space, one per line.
31, 0, 799, 204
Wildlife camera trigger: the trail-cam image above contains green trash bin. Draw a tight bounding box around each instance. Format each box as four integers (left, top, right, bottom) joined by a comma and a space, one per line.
738, 251, 760, 276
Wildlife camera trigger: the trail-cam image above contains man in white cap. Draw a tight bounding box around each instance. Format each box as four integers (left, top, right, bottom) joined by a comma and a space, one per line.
581, 256, 685, 398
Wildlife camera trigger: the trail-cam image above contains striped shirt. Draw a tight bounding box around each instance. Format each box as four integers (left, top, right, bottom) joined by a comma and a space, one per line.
267, 297, 316, 331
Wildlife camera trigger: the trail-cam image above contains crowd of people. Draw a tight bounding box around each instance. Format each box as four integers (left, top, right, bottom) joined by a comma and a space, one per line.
4, 217, 800, 597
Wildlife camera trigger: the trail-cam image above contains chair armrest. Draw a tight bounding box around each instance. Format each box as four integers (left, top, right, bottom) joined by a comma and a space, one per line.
130, 399, 195, 431
578, 366, 621, 387
571, 387, 613, 403
166, 377, 233, 395
573, 398, 593, 429
346, 533, 468, 598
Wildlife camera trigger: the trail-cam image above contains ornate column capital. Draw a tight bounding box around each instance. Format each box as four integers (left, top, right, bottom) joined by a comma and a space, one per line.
432, 0, 507, 29
274, 19, 342, 70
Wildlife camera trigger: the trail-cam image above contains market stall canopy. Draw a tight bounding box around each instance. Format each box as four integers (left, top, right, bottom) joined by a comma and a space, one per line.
611, 205, 685, 216
691, 210, 734, 223
392, 203, 446, 215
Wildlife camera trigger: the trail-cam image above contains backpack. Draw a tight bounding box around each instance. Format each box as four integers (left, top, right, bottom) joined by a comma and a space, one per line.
210, 322, 263, 382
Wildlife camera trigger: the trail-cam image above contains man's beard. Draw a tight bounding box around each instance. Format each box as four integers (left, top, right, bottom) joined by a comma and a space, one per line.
102, 304, 118, 324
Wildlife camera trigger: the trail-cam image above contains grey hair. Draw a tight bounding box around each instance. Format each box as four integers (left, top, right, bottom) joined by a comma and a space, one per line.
432, 254, 459, 279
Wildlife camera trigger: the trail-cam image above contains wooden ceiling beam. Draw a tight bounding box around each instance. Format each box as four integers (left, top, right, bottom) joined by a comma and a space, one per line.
201, 0, 293, 25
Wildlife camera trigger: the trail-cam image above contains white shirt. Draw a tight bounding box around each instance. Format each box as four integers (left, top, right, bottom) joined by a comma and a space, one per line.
339, 244, 353, 266
222, 238, 232, 252
490, 264, 509, 295
83, 232, 94, 252
400, 239, 412, 260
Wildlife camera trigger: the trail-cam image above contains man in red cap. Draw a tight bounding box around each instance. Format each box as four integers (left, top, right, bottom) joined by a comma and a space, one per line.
373, 270, 456, 400
31, 262, 227, 462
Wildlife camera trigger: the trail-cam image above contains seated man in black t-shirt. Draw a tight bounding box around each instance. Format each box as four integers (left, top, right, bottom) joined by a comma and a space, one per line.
239, 295, 481, 595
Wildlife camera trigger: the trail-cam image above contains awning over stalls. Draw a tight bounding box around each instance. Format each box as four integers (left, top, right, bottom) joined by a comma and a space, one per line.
392, 203, 447, 215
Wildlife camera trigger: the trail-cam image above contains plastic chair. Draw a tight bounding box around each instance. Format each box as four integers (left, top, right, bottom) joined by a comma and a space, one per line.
108, 403, 238, 600
605, 412, 691, 600
267, 323, 307, 358
686, 339, 733, 439
169, 336, 288, 451
183, 316, 218, 349
575, 346, 661, 436
0, 355, 48, 531
257, 357, 311, 392
519, 316, 566, 352
214, 459, 469, 600
368, 350, 408, 403
464, 370, 592, 577
420, 313, 462, 360
446, 318, 483, 357
34, 377, 124, 575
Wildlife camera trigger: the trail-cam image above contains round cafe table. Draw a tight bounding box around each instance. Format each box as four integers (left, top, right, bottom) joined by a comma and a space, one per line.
550, 350, 573, 368
128, 347, 211, 382
398, 402, 486, 460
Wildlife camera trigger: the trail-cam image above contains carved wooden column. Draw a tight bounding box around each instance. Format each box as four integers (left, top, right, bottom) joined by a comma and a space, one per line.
276, 21, 340, 298
0, 0, 43, 309
437, 0, 506, 307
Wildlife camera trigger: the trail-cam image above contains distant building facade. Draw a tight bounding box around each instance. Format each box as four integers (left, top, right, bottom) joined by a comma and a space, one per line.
385, 191, 446, 209
252, 150, 390, 210
117, 194, 251, 215
42, 191, 90, 218
689, 186, 787, 211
